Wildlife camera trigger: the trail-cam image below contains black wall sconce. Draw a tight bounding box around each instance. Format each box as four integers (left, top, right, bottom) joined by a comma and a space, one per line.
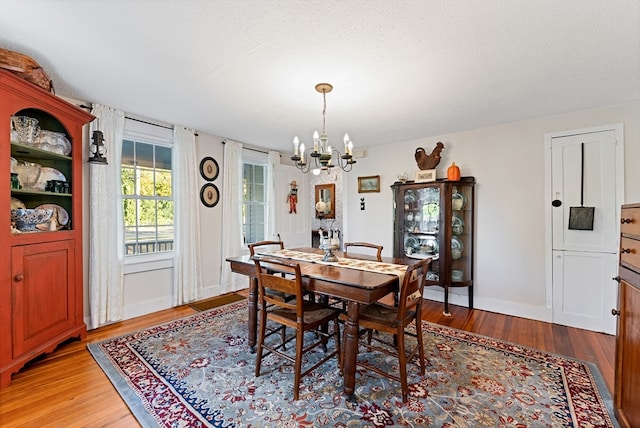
88, 130, 108, 164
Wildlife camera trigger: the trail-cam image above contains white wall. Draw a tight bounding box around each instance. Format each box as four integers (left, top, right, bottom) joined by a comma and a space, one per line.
344, 101, 640, 322
194, 134, 225, 297
85, 101, 640, 327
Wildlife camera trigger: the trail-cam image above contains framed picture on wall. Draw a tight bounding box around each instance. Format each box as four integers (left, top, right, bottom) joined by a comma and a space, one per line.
200, 183, 220, 207
358, 175, 380, 193
199, 157, 219, 181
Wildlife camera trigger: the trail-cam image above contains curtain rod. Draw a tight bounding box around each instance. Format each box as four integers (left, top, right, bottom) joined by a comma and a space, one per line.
222, 140, 270, 155
125, 116, 199, 137
80, 105, 198, 136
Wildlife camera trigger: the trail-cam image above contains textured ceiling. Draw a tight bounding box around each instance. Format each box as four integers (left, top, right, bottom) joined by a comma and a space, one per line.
1, 0, 639, 153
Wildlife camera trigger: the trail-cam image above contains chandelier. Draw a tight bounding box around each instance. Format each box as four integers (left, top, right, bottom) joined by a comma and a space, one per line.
291, 83, 356, 173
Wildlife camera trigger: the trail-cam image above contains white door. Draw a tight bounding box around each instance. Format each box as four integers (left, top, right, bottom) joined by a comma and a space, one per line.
274, 164, 310, 248
548, 126, 623, 334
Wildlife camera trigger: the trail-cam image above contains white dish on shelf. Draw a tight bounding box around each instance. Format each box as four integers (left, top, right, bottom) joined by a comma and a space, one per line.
11, 197, 26, 210
451, 236, 464, 260
406, 252, 439, 261
34, 203, 69, 231
404, 236, 419, 249
452, 214, 464, 235
452, 191, 467, 210
33, 167, 66, 191
33, 130, 72, 155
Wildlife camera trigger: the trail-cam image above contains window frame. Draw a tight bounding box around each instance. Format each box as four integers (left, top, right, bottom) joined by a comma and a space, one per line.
242, 150, 268, 245
121, 121, 174, 272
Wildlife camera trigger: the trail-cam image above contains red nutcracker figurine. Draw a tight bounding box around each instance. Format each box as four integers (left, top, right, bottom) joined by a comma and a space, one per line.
287, 180, 298, 214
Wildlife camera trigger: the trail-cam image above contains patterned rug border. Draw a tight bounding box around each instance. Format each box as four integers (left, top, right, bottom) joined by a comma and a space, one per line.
88, 300, 618, 428
88, 300, 250, 427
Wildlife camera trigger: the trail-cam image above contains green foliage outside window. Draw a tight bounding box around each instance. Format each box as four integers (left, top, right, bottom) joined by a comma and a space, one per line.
122, 139, 174, 255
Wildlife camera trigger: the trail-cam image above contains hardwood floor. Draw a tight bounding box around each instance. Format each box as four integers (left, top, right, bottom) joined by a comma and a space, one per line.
0, 293, 616, 427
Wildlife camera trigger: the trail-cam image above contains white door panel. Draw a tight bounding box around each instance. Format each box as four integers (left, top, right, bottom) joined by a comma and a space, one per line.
551, 131, 618, 253
548, 125, 623, 334
552, 250, 617, 334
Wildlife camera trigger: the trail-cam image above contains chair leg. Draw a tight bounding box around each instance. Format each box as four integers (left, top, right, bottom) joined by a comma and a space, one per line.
397, 328, 408, 402
334, 319, 342, 371
280, 325, 286, 347
415, 319, 426, 375
255, 310, 267, 377
294, 327, 304, 400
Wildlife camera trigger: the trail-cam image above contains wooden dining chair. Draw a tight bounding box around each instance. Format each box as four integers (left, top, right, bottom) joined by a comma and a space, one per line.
340, 241, 386, 308
343, 241, 383, 261
344, 257, 430, 402
248, 240, 285, 257
249, 240, 315, 303
253, 256, 342, 400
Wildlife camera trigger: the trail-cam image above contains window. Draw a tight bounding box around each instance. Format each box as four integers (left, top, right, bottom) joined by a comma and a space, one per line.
243, 161, 266, 244
121, 139, 174, 255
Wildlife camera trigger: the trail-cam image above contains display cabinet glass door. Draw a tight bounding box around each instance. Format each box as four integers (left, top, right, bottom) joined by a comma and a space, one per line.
392, 177, 475, 315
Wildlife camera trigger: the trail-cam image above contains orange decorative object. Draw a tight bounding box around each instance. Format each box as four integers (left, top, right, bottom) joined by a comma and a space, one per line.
447, 162, 461, 181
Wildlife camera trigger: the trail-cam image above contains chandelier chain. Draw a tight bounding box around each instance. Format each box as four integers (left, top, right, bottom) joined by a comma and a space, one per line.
322, 90, 327, 135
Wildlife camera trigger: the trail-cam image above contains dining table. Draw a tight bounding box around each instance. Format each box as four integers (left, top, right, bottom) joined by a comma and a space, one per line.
226, 246, 419, 401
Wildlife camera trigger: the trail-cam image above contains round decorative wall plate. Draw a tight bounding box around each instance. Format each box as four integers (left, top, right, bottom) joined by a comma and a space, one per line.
200, 183, 220, 207
199, 156, 219, 181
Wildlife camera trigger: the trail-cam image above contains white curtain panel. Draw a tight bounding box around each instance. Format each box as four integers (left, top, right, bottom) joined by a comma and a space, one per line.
220, 140, 244, 293
89, 104, 125, 329
172, 126, 202, 305
267, 150, 280, 241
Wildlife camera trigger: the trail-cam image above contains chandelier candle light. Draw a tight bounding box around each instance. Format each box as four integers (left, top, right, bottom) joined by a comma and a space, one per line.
291, 83, 356, 173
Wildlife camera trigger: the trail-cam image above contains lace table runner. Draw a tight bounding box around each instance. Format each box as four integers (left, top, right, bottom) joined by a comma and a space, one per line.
256, 249, 409, 281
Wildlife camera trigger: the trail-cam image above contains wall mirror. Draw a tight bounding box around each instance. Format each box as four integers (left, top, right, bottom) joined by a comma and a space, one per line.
315, 183, 335, 219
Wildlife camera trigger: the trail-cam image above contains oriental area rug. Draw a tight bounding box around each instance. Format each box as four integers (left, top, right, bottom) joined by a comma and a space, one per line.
88, 301, 617, 428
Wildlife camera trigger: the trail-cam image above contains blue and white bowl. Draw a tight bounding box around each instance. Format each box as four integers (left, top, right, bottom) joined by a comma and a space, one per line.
11, 208, 53, 232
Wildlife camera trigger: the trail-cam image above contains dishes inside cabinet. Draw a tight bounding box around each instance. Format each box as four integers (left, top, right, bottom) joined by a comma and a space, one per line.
33, 130, 72, 155
427, 271, 439, 281
452, 214, 464, 235
33, 167, 66, 192
420, 236, 439, 255
452, 190, 467, 210
10, 157, 17, 172
34, 203, 69, 231
11, 116, 40, 145
14, 161, 41, 189
404, 236, 419, 252
403, 190, 416, 210
451, 236, 464, 260
11, 197, 26, 210
407, 252, 435, 260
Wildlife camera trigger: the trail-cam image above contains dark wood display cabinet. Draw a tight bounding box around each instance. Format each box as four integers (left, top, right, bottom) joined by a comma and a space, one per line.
392, 177, 475, 315
613, 203, 640, 428
1, 69, 94, 389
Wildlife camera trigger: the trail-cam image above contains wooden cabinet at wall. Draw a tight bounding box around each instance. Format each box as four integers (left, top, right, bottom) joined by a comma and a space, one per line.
391, 177, 475, 315
614, 203, 640, 428
0, 69, 94, 389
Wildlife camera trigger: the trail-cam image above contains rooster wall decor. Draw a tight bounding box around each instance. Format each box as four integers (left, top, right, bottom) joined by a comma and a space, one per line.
415, 142, 444, 170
